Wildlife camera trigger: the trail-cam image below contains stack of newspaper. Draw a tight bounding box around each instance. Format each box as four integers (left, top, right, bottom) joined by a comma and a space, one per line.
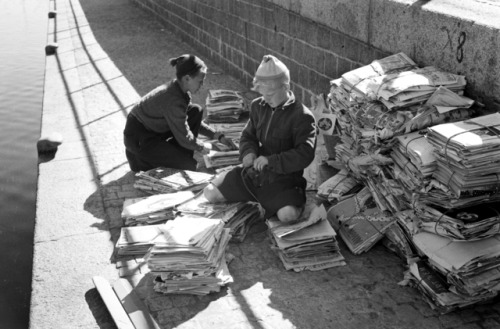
340, 52, 418, 102
115, 224, 166, 257
382, 211, 419, 262
203, 149, 241, 168
413, 201, 500, 241
134, 167, 214, 194
176, 192, 263, 242
205, 89, 246, 123
266, 205, 346, 272
338, 210, 396, 254
330, 79, 475, 156
326, 186, 378, 228
393, 131, 437, 178
404, 260, 495, 314
316, 168, 363, 204
427, 112, 500, 200
207, 122, 247, 144
199, 119, 248, 169
403, 232, 500, 313
121, 191, 195, 226
340, 52, 467, 109
389, 130, 436, 195
374, 66, 467, 110
144, 216, 233, 295
326, 52, 481, 212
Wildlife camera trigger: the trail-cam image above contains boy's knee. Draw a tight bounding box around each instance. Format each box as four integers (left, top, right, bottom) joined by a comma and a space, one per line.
203, 184, 226, 203
276, 205, 303, 223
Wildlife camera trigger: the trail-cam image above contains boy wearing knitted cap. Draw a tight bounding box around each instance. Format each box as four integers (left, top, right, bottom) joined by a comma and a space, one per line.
204, 55, 317, 223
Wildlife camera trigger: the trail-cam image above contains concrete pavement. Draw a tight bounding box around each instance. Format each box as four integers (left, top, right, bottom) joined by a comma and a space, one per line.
31, 0, 500, 328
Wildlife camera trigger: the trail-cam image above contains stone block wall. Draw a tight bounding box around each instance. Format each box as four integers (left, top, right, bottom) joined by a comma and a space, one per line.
131, 0, 500, 110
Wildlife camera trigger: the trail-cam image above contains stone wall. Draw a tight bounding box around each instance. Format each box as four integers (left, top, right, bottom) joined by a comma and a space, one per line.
131, 0, 500, 110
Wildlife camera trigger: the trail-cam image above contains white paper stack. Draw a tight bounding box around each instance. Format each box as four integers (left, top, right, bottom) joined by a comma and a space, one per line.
404, 260, 494, 314
121, 191, 195, 226
413, 201, 500, 241
316, 168, 363, 203
388, 131, 437, 202
374, 66, 467, 110
134, 167, 214, 194
427, 113, 500, 200
338, 210, 396, 254
145, 216, 233, 295
203, 149, 241, 168
266, 205, 346, 272
207, 122, 247, 144
205, 89, 246, 123
407, 232, 500, 312
176, 192, 263, 242
115, 224, 166, 257
340, 52, 418, 101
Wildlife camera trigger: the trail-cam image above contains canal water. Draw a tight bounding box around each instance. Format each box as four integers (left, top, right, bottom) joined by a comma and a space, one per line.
0, 0, 48, 328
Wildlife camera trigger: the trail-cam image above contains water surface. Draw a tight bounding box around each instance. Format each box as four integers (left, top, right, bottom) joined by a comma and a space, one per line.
0, 0, 48, 327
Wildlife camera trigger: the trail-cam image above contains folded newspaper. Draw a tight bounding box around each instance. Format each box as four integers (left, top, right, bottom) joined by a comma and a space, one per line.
338, 210, 396, 254
145, 217, 234, 295
266, 204, 346, 272
205, 89, 246, 123
134, 167, 214, 194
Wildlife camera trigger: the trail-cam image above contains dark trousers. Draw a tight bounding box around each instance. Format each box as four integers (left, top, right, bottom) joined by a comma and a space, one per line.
123, 105, 203, 172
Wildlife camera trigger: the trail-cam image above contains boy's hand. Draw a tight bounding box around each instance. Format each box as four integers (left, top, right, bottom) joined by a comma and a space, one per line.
201, 142, 212, 155
220, 136, 238, 150
253, 156, 268, 171
242, 153, 257, 167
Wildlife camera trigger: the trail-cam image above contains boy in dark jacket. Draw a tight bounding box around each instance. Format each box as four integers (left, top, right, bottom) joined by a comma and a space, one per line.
204, 55, 317, 223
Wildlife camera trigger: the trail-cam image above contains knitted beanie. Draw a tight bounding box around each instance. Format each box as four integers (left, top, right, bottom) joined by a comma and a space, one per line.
169, 54, 206, 78
253, 55, 290, 88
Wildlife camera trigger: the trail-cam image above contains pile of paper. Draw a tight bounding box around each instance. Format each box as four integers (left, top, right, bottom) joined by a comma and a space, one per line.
374, 67, 467, 110
213, 203, 262, 242
386, 130, 438, 208
330, 83, 475, 157
326, 186, 378, 230
413, 201, 500, 241
427, 113, 500, 199
207, 122, 247, 145
316, 168, 363, 203
328, 52, 475, 173
145, 216, 233, 295
403, 260, 493, 314
115, 224, 166, 257
176, 192, 263, 242
340, 52, 466, 109
121, 191, 195, 226
205, 89, 246, 123
393, 131, 437, 178
266, 205, 346, 272
203, 149, 241, 168
340, 52, 418, 102
134, 167, 214, 194
338, 210, 396, 254
325, 52, 483, 214
404, 232, 500, 312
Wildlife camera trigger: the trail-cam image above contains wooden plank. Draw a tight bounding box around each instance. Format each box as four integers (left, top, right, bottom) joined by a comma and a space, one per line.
92, 276, 135, 329
112, 278, 161, 329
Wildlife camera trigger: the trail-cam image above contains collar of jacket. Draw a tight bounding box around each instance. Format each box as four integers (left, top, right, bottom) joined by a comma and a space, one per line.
258, 91, 295, 110
173, 79, 192, 103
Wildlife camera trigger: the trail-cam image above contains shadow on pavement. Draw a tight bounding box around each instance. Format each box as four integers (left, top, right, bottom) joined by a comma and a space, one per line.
132, 273, 229, 327
84, 288, 118, 329
84, 170, 147, 234
77, 0, 248, 108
